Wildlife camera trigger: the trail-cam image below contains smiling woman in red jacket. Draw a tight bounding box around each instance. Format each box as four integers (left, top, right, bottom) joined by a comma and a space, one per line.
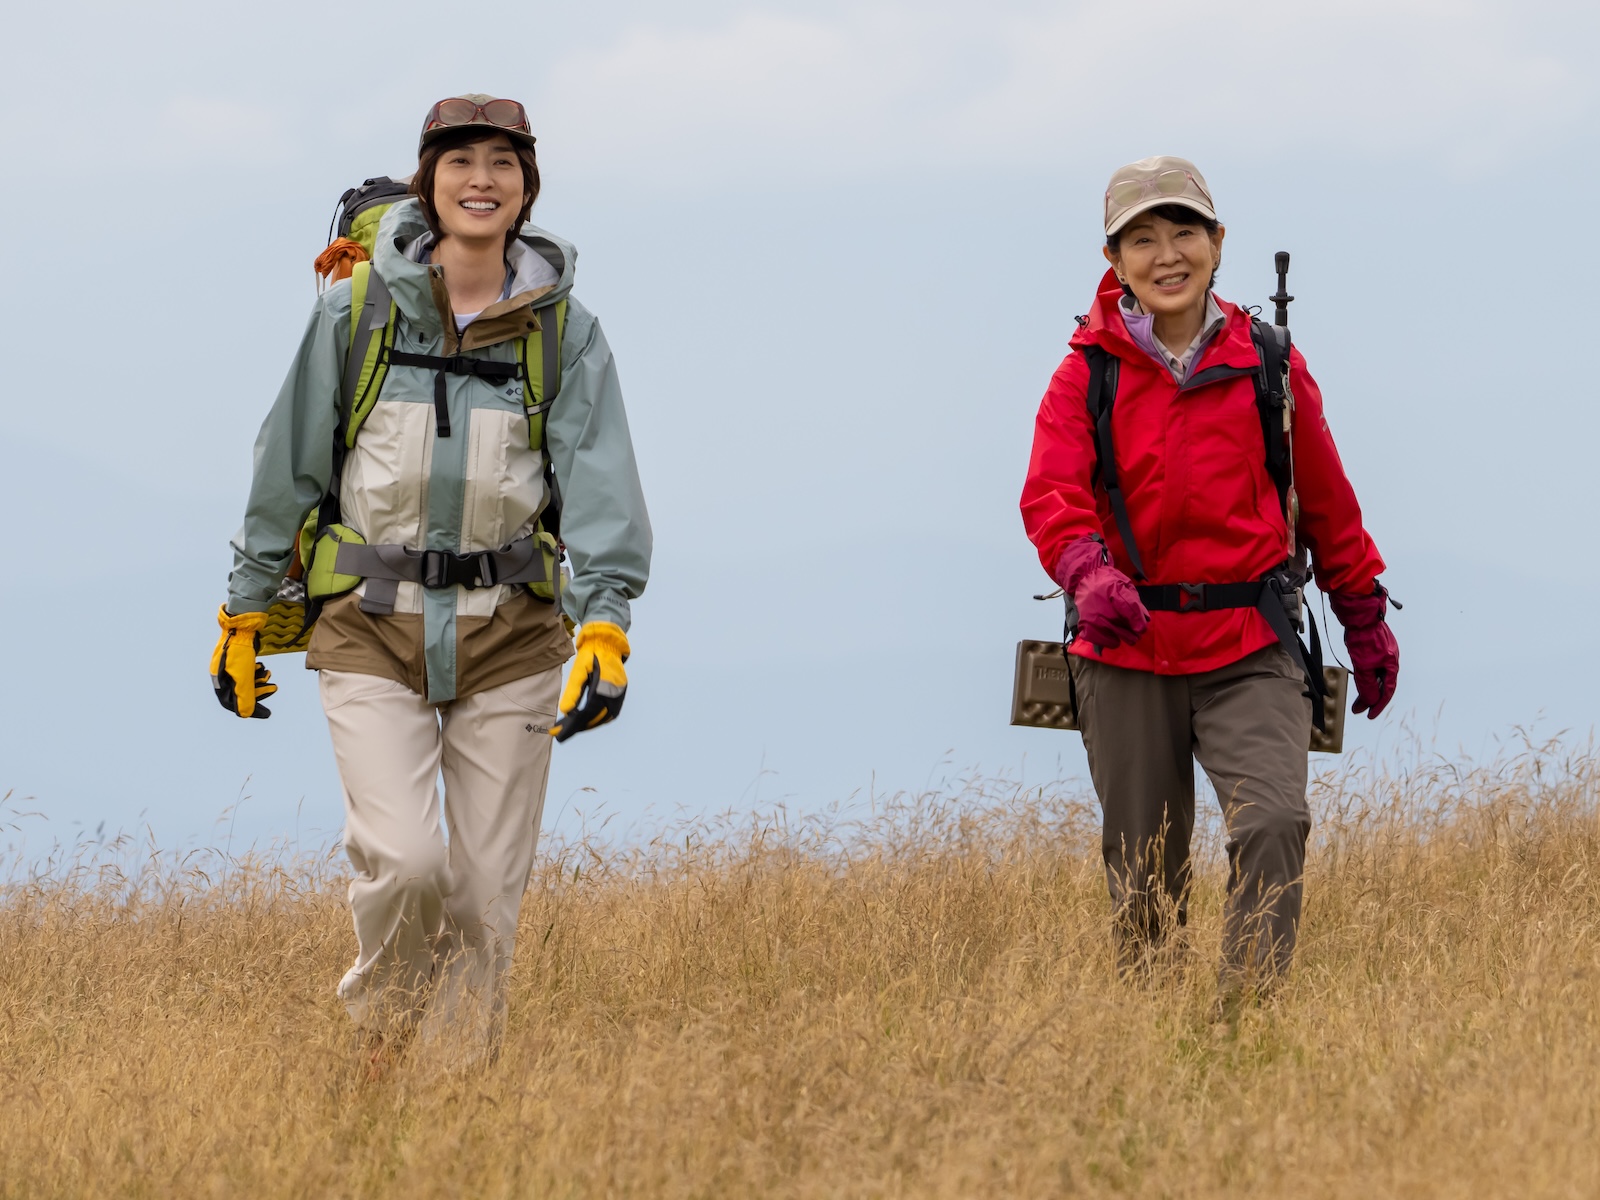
1020, 155, 1398, 993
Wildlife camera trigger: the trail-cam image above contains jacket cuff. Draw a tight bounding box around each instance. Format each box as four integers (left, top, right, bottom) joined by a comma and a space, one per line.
570, 590, 632, 633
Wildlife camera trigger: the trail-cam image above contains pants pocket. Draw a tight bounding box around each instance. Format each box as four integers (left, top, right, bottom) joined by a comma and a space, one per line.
497, 667, 563, 718
319, 670, 419, 713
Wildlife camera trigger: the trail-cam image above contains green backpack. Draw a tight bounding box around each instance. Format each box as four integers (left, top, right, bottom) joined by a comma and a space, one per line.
259, 180, 568, 655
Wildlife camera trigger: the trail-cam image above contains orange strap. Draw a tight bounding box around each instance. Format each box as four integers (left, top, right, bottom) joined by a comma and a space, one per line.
315, 237, 369, 285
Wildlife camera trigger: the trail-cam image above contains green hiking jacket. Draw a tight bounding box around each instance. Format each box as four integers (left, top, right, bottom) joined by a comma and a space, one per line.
227, 199, 651, 702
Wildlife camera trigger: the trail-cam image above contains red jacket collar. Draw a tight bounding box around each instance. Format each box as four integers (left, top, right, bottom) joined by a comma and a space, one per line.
1069, 267, 1261, 376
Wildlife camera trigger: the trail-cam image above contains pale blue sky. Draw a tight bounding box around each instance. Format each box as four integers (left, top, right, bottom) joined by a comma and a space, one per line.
1, 0, 1595, 854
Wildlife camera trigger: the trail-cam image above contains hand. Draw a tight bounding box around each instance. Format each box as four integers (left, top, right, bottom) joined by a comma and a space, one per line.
551, 621, 629, 742
211, 606, 278, 719
1054, 536, 1150, 650
1327, 584, 1399, 719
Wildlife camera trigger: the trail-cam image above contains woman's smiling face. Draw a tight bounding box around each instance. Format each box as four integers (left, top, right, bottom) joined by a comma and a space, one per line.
1104, 212, 1226, 320
431, 133, 526, 245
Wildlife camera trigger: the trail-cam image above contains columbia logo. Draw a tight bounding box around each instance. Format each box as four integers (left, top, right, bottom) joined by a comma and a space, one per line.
525, 723, 549, 734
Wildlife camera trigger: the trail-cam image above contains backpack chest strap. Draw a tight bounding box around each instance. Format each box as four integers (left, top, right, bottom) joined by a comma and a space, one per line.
381, 349, 525, 438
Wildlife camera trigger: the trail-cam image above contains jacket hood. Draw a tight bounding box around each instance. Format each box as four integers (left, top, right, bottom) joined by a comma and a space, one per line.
1070, 267, 1260, 376
372, 198, 579, 334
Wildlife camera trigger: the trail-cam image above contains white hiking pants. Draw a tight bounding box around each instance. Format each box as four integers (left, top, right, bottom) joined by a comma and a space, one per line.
320, 667, 560, 1051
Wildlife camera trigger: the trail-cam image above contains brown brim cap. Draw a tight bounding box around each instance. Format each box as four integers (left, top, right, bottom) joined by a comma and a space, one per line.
1104, 155, 1216, 236
418, 93, 538, 154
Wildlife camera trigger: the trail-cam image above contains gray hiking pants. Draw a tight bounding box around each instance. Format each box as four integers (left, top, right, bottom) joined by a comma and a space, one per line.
1072, 645, 1313, 983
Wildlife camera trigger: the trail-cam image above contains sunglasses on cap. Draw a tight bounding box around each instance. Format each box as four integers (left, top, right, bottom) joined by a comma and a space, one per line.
1106, 169, 1210, 210
422, 97, 534, 141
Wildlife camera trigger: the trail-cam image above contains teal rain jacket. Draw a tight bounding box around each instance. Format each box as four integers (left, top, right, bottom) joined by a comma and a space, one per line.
227, 200, 652, 702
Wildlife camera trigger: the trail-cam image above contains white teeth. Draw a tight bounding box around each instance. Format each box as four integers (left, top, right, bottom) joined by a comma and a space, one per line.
462, 200, 498, 210
1156, 275, 1187, 285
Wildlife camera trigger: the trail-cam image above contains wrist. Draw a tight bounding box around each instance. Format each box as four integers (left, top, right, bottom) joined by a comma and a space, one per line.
217, 605, 269, 632
1053, 534, 1111, 596
225, 596, 272, 617
577, 621, 631, 659
1328, 582, 1387, 630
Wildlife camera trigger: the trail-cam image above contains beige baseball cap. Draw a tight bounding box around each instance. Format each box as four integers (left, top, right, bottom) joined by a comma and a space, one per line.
1103, 155, 1217, 236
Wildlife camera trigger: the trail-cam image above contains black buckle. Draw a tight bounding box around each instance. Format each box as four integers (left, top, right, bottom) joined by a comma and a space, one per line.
421, 549, 448, 589
1177, 582, 1207, 612
420, 548, 498, 590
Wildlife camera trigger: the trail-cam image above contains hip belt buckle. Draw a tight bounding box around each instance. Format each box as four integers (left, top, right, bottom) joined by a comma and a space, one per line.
421, 549, 450, 590
420, 548, 500, 590
1177, 582, 1207, 612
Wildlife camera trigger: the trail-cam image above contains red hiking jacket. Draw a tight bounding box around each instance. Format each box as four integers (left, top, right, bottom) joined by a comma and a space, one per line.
1021, 269, 1385, 675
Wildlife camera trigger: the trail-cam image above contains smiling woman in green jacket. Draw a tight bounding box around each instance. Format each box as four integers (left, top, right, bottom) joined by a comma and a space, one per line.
210, 95, 652, 1069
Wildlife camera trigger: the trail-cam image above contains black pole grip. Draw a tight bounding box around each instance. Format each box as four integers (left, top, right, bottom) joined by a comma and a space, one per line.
1271, 250, 1294, 328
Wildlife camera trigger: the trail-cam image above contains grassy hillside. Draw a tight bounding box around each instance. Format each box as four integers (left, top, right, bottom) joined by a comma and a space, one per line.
2, 740, 1598, 1198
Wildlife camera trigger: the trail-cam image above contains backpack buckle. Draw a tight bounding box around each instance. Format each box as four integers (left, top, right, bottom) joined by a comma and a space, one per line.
420, 548, 499, 589
1177, 582, 1207, 612
421, 549, 449, 589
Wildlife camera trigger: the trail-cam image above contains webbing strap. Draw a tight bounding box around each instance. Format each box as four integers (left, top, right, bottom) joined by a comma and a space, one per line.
382, 349, 523, 381
333, 535, 551, 591
1083, 348, 1147, 580
342, 267, 389, 409
343, 268, 397, 449
540, 303, 559, 403
1134, 572, 1327, 731
1254, 577, 1330, 732
1137, 581, 1264, 612
1250, 320, 1293, 519
359, 577, 400, 616
382, 349, 524, 440
538, 305, 563, 539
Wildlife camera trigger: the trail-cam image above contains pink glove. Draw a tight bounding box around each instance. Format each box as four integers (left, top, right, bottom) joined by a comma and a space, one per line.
1327, 584, 1399, 719
1054, 536, 1150, 651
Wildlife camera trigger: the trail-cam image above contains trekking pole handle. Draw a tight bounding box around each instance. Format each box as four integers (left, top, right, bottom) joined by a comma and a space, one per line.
1271, 251, 1294, 328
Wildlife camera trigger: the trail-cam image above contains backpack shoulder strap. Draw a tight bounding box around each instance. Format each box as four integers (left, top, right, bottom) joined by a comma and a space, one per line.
1080, 344, 1147, 580
341, 262, 398, 449
513, 298, 568, 451
316, 262, 397, 548
1249, 318, 1294, 521
514, 298, 569, 537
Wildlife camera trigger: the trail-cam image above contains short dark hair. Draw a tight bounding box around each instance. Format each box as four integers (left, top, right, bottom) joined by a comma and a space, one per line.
411, 126, 540, 250
1105, 203, 1219, 253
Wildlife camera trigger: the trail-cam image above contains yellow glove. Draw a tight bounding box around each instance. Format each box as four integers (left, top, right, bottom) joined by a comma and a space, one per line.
551, 622, 629, 743
210, 606, 278, 719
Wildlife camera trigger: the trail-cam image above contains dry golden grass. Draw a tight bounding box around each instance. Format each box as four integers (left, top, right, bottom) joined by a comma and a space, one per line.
3, 738, 1600, 1198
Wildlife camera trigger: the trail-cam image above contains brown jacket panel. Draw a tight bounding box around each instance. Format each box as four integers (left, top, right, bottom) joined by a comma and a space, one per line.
306, 588, 573, 701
